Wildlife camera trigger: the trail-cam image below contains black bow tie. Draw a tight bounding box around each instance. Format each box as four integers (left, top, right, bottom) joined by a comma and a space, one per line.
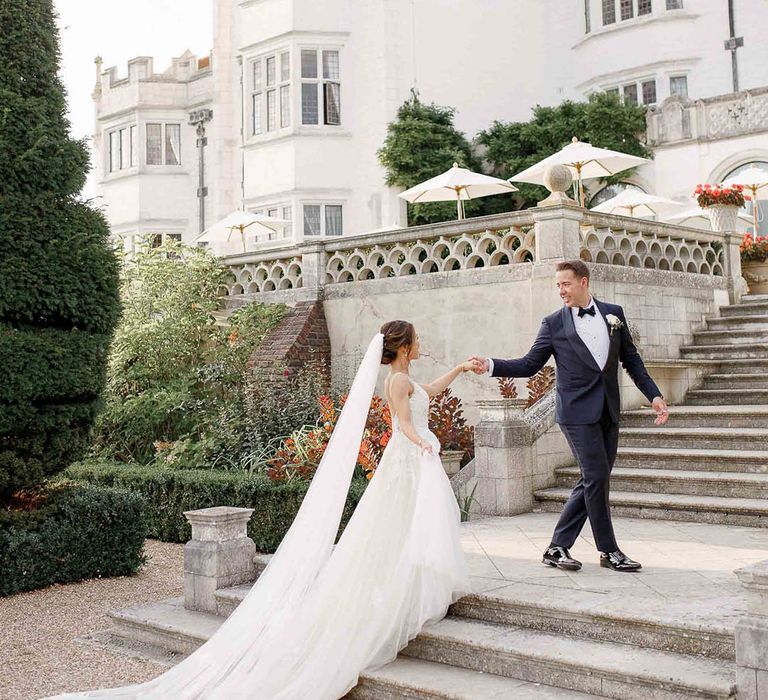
577, 305, 596, 318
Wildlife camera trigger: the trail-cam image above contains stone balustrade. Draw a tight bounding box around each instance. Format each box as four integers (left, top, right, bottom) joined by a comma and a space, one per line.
736, 561, 768, 698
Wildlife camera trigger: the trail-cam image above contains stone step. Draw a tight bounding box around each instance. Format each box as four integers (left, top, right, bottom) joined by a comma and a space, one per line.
680, 342, 768, 360
719, 300, 768, 317
705, 314, 768, 331
556, 466, 768, 499
704, 358, 768, 375
400, 617, 735, 700
614, 443, 768, 470
740, 294, 768, 303
692, 328, 768, 345
620, 405, 768, 428
105, 592, 737, 700
346, 657, 600, 699
685, 388, 768, 405
535, 488, 768, 528
702, 373, 768, 390
215, 577, 737, 661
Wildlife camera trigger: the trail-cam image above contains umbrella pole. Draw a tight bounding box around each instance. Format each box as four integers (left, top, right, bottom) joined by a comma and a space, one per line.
751, 186, 759, 236
576, 164, 585, 207
240, 224, 246, 253
456, 190, 463, 220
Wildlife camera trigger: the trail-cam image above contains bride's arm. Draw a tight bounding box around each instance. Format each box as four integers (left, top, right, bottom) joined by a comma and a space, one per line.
420, 361, 475, 398
389, 374, 434, 455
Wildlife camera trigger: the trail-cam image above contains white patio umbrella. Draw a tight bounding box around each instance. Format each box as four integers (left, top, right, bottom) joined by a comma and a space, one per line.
194, 210, 290, 252
591, 190, 683, 218
509, 137, 649, 207
720, 165, 768, 234
398, 162, 518, 220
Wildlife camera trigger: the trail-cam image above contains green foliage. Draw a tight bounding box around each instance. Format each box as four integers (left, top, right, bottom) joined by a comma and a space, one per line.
378, 90, 484, 225
0, 0, 121, 499
478, 92, 652, 209
65, 461, 367, 553
0, 481, 147, 596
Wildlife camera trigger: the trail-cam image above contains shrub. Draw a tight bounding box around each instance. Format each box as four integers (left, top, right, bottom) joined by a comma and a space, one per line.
0, 0, 121, 498
65, 461, 367, 553
0, 481, 147, 596
741, 233, 768, 263
429, 388, 475, 463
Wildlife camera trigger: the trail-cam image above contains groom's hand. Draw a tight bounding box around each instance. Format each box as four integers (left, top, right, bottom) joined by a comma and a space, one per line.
652, 397, 669, 426
468, 356, 489, 375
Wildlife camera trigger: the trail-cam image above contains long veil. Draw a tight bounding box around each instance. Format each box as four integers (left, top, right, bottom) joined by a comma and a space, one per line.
46, 333, 385, 699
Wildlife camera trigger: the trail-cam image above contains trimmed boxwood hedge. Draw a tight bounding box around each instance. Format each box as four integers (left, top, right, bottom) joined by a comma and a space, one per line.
0, 482, 147, 596
65, 462, 368, 553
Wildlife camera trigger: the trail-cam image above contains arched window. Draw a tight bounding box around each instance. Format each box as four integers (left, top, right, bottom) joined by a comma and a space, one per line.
723, 161, 768, 237
588, 182, 645, 208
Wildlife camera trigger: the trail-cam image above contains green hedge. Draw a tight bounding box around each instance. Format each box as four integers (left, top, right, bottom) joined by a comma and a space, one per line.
0, 482, 147, 596
65, 462, 368, 553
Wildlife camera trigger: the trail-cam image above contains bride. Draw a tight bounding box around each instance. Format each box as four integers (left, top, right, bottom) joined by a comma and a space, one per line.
44, 320, 473, 699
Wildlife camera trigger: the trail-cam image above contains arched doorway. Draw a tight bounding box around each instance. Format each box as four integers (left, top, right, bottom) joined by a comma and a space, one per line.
588, 182, 646, 208
723, 161, 768, 237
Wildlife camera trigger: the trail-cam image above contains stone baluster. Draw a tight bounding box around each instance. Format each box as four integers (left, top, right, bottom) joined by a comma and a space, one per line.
721, 230, 747, 304
735, 560, 768, 698
473, 398, 534, 516
183, 506, 257, 614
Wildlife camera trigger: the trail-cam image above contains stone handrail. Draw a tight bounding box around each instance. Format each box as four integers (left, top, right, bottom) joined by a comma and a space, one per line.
580, 210, 728, 276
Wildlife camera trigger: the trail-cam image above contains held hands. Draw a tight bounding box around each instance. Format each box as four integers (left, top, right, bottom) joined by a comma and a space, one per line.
652, 397, 669, 426
457, 360, 479, 373
466, 356, 489, 375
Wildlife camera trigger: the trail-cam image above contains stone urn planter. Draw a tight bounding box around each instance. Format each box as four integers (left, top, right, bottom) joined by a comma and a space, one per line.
440, 449, 464, 477
743, 260, 768, 294
706, 204, 741, 232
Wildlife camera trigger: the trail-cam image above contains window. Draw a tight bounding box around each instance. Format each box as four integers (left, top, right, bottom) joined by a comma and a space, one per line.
605, 87, 620, 98
303, 204, 343, 236
325, 205, 343, 236
620, 0, 633, 20
251, 50, 290, 135
301, 48, 342, 126
282, 205, 292, 237
666, 0, 683, 8
584, 0, 591, 32
641, 79, 657, 105
602, 0, 616, 24
622, 83, 639, 105
146, 123, 181, 166
108, 126, 136, 172
146, 123, 162, 165
638, 0, 652, 14
670, 75, 688, 98
129, 125, 137, 167
165, 124, 181, 165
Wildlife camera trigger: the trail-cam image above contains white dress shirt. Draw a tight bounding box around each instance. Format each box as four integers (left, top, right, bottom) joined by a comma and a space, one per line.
487, 296, 610, 374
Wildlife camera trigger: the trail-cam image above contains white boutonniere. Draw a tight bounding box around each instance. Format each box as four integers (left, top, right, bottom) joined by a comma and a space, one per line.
605, 314, 624, 337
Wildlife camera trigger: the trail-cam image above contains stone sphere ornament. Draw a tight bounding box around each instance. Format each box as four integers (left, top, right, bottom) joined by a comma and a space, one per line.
543, 164, 573, 194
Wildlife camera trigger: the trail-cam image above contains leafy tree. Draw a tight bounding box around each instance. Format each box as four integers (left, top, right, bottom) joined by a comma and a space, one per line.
477, 92, 652, 209
0, 0, 121, 499
378, 90, 483, 226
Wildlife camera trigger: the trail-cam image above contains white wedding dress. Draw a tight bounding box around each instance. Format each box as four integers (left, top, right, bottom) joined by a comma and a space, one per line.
44, 334, 470, 699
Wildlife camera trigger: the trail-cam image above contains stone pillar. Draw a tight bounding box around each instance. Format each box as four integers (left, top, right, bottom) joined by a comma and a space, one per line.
722, 230, 747, 304
300, 242, 329, 296
532, 204, 584, 262
735, 561, 768, 698
473, 398, 534, 516
183, 506, 256, 614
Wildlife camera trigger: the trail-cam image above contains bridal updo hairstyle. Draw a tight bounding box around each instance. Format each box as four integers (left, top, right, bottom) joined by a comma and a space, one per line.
380, 320, 415, 365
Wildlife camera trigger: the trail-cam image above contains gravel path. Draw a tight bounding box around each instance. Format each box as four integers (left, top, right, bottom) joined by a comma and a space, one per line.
0, 539, 184, 700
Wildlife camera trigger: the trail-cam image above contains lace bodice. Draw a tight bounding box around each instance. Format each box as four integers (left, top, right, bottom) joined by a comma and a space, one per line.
390, 375, 430, 432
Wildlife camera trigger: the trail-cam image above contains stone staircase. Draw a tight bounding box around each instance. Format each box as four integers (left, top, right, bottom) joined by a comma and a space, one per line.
536, 293, 768, 529
103, 569, 738, 700
84, 296, 768, 699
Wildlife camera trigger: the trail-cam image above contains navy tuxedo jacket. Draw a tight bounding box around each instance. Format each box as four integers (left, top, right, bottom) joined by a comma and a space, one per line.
492, 299, 662, 425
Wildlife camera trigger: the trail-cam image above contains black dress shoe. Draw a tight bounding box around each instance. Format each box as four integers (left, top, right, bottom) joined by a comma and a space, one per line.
542, 546, 582, 571
600, 550, 642, 572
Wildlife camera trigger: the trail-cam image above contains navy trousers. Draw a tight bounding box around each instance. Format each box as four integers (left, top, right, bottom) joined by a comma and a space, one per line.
551, 398, 620, 553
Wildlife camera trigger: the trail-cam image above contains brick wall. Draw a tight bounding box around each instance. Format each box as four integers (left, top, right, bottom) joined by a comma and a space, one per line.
249, 300, 331, 375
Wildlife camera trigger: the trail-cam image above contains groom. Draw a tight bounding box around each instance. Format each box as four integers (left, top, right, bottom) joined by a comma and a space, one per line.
471, 260, 669, 572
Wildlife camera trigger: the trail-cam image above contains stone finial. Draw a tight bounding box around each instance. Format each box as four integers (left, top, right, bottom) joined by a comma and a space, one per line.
538, 164, 577, 207
93, 56, 103, 98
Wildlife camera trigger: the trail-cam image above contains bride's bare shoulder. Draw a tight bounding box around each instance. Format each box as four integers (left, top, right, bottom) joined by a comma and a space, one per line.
387, 372, 414, 397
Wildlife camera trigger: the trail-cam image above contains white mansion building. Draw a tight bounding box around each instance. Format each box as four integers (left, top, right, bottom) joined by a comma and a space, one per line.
93, 0, 768, 254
